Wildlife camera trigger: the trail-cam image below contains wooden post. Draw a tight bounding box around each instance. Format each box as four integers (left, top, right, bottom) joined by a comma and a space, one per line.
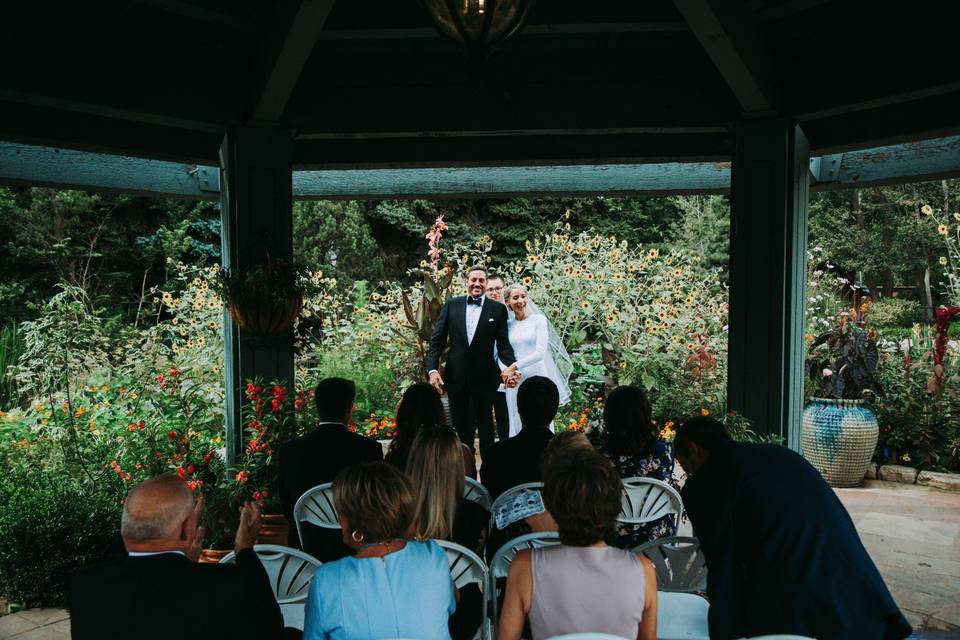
727, 119, 810, 449
219, 126, 294, 464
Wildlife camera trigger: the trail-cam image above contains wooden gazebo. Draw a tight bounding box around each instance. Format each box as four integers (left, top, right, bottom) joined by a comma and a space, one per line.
2, 0, 959, 458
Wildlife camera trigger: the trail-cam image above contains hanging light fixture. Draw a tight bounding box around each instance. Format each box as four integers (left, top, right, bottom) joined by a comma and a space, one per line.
421, 0, 536, 52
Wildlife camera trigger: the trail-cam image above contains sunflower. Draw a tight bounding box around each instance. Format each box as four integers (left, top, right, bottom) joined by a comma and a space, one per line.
922, 204, 934, 215
941, 257, 949, 266
581, 302, 591, 310
938, 224, 949, 235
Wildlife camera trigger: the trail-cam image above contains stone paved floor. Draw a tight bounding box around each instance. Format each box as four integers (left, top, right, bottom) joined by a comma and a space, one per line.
1, 479, 958, 639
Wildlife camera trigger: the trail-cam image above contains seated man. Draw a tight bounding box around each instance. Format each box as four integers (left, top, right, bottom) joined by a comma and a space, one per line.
70, 475, 284, 640
480, 375, 558, 502
277, 377, 382, 560
675, 417, 912, 640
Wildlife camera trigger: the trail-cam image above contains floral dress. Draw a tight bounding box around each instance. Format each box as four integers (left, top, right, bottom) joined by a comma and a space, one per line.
602, 440, 676, 549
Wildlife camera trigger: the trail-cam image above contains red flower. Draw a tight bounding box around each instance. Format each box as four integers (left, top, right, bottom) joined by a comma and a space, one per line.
168, 430, 177, 440
186, 464, 195, 475
176, 466, 187, 480
203, 451, 215, 465
128, 424, 136, 432
137, 420, 145, 430
235, 471, 248, 484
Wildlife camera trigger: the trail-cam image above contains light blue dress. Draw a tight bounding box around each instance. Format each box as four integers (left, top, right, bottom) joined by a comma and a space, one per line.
303, 540, 456, 640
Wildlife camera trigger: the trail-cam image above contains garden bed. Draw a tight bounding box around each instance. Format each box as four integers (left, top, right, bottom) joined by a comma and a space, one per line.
865, 464, 960, 493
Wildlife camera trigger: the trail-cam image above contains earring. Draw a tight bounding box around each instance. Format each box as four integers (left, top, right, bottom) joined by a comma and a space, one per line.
351, 529, 364, 543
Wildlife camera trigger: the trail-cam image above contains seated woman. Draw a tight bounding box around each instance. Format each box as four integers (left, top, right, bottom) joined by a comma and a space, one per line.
498, 450, 658, 640
407, 426, 488, 640
594, 385, 675, 547
303, 462, 456, 640
385, 382, 477, 478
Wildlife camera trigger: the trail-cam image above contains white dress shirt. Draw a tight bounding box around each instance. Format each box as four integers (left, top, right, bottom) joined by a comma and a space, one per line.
465, 295, 484, 345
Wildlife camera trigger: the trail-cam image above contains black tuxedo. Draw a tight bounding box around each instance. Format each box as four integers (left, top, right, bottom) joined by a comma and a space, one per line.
277, 422, 382, 560
70, 550, 283, 640
683, 441, 911, 640
428, 296, 516, 452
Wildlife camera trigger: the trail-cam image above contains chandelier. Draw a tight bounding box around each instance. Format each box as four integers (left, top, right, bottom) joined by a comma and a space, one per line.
421, 0, 536, 52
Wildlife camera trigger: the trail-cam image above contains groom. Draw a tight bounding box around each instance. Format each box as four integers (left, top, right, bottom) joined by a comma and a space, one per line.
428, 265, 517, 453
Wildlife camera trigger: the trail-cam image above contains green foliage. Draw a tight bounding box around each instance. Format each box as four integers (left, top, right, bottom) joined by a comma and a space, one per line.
806, 323, 882, 400
868, 298, 926, 329
0, 323, 24, 409
293, 201, 384, 287
0, 471, 123, 607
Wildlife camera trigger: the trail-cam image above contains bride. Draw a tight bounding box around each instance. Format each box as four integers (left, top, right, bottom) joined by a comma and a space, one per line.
499, 284, 572, 437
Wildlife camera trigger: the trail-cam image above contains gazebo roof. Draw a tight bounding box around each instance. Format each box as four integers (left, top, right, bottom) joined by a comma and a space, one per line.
2, 0, 958, 168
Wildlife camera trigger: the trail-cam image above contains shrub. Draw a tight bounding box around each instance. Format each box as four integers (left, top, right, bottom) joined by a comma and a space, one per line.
0, 473, 123, 607
868, 298, 926, 329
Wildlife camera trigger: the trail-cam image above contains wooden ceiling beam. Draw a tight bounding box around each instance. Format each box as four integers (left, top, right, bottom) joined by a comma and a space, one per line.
249, 0, 336, 123
670, 0, 777, 114
132, 0, 261, 33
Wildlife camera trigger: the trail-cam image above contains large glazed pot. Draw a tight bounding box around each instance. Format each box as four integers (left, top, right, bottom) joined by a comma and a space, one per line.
802, 398, 878, 487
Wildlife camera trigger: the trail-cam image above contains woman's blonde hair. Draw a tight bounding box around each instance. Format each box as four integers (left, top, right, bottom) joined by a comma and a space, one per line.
503, 283, 527, 307
406, 426, 464, 540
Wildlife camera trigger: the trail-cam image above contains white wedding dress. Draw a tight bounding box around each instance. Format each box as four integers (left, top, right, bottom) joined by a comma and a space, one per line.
504, 314, 553, 437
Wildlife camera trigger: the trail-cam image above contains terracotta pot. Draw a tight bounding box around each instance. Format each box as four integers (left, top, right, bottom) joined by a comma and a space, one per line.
199, 548, 230, 564
228, 296, 302, 336
257, 513, 291, 546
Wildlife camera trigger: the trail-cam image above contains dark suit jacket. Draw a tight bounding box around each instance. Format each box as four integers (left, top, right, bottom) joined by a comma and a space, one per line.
70, 550, 283, 640
277, 422, 382, 559
480, 426, 554, 501
683, 440, 912, 640
427, 296, 516, 394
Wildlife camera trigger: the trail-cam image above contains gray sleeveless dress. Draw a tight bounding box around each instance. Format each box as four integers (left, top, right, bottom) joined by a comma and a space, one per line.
529, 545, 646, 640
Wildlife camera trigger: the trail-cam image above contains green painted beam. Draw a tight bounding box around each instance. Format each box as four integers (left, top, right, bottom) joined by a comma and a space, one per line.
3, 135, 960, 200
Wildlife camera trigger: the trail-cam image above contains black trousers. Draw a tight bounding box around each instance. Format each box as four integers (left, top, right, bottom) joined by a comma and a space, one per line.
448, 387, 496, 453
493, 391, 510, 442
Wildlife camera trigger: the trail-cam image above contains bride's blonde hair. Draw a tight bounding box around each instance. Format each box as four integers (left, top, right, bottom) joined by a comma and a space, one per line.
503, 283, 528, 308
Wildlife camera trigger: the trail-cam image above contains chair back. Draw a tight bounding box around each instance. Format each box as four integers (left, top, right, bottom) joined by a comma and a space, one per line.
293, 482, 340, 546
633, 536, 707, 593
489, 531, 560, 632
486, 481, 544, 536
657, 591, 709, 640
618, 477, 683, 529
219, 544, 321, 604
464, 476, 493, 511
435, 539, 488, 640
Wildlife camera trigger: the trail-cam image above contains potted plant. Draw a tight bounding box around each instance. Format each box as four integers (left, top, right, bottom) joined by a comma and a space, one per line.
803, 318, 883, 487
212, 260, 315, 337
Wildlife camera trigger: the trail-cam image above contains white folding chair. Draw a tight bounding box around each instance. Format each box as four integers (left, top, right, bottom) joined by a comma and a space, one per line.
464, 476, 493, 511
739, 636, 816, 639
486, 481, 544, 540
293, 482, 340, 547
618, 477, 683, 533
488, 531, 560, 633
657, 591, 709, 640
435, 539, 489, 640
219, 544, 322, 631
632, 536, 707, 593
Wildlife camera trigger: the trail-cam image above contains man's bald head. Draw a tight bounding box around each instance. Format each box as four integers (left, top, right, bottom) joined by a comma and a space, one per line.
121, 475, 194, 545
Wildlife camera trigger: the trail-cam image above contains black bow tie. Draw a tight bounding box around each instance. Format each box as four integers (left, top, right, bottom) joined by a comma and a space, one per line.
467, 297, 483, 306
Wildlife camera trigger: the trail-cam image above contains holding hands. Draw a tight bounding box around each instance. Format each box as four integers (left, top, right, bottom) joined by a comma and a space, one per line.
501, 364, 521, 388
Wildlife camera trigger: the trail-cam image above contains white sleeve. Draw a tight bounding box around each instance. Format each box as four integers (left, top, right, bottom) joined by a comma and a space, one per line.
514, 316, 548, 370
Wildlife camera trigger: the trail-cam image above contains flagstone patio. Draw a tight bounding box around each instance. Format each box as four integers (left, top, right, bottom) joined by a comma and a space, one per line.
1, 478, 958, 639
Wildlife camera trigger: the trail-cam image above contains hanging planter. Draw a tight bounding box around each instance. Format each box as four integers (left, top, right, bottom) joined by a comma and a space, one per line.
212, 260, 317, 338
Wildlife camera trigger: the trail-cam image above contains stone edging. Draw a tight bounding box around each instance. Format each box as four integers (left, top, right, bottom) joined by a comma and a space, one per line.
865, 464, 960, 493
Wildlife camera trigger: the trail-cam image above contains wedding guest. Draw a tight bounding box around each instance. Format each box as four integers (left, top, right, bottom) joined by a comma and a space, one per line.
480, 375, 558, 502
277, 377, 382, 559
407, 426, 488, 640
386, 382, 477, 478
303, 462, 456, 640
594, 385, 675, 547
485, 273, 512, 442
70, 475, 284, 640
676, 417, 912, 640
498, 450, 658, 640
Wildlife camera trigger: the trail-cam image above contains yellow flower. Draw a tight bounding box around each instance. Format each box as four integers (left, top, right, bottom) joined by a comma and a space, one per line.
74, 406, 86, 417
100, 385, 108, 393
514, 265, 523, 274
208, 321, 217, 330
700, 408, 710, 416
938, 224, 949, 235
522, 277, 533, 286
527, 255, 539, 264
954, 213, 960, 222
647, 249, 659, 259
901, 453, 911, 462
581, 302, 591, 310
921, 205, 933, 216
585, 273, 594, 281
941, 257, 949, 266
